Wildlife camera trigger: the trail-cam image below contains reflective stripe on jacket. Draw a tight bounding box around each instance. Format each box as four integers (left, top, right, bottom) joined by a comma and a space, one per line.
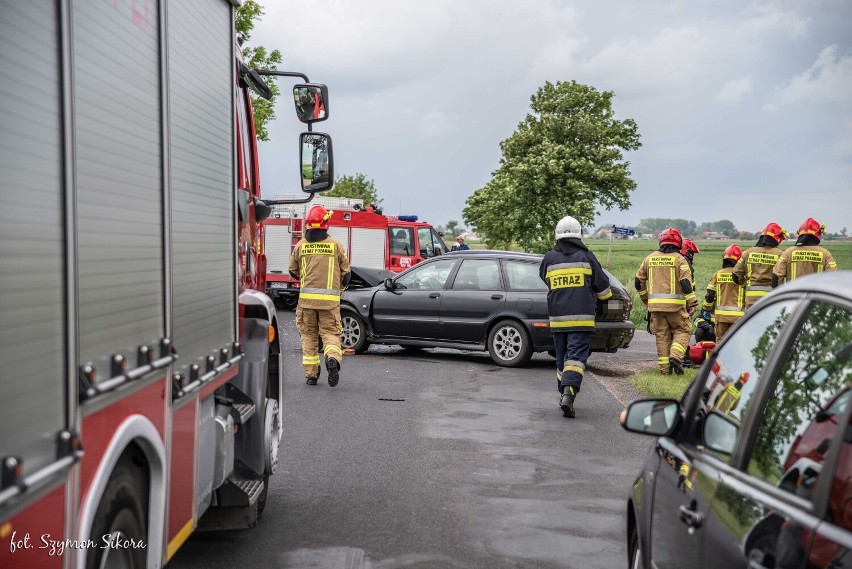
635, 251, 695, 313
539, 248, 611, 332
289, 237, 351, 309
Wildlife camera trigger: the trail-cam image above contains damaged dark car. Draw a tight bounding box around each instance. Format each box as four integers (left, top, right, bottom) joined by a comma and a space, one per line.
340, 251, 634, 367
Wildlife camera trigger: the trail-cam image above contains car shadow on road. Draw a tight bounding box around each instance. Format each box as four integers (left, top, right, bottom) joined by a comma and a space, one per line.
356, 345, 557, 369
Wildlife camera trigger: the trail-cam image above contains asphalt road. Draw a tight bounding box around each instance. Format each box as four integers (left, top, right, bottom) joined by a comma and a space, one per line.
170, 314, 656, 569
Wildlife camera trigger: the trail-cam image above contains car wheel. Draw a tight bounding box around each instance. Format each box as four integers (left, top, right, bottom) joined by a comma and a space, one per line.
487, 320, 533, 367
628, 527, 642, 569
340, 310, 368, 353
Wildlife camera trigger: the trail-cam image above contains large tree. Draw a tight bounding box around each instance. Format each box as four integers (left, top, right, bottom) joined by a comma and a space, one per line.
325, 173, 383, 206
235, 1, 282, 141
463, 80, 641, 252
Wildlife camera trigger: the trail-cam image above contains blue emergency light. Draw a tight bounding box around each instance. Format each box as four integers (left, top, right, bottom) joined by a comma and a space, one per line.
398, 215, 418, 222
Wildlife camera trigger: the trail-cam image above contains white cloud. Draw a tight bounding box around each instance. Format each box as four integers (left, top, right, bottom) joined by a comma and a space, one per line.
741, 2, 811, 40
764, 45, 852, 110
717, 75, 753, 103
418, 112, 455, 138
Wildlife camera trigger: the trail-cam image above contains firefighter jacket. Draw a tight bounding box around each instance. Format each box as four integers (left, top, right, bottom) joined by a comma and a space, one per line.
773, 245, 837, 285
289, 236, 351, 310
635, 251, 697, 313
732, 245, 784, 302
703, 267, 744, 323
539, 245, 612, 332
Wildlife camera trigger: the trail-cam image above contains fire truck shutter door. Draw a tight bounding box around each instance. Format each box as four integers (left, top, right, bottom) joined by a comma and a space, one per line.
265, 224, 294, 274
0, 1, 66, 475
350, 228, 387, 270
328, 226, 351, 256
168, 0, 236, 381
74, 0, 166, 377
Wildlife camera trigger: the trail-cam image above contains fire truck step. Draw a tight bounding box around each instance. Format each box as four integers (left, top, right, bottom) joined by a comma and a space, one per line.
232, 402, 256, 424
232, 478, 264, 505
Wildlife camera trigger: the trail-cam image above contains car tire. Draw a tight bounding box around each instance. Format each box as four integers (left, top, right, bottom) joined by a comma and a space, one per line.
487, 319, 533, 367
341, 310, 368, 354
628, 527, 642, 569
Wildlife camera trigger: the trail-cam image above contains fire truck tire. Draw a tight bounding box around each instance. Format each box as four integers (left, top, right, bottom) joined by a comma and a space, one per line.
487, 319, 533, 367
86, 456, 148, 569
340, 310, 368, 353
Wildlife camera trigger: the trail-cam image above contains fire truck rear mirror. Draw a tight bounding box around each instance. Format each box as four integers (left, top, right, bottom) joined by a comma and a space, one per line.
255, 199, 272, 223
293, 83, 329, 124
300, 132, 334, 193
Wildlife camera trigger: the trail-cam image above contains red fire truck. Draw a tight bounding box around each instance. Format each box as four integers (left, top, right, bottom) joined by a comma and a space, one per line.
264, 196, 449, 308
0, 2, 332, 568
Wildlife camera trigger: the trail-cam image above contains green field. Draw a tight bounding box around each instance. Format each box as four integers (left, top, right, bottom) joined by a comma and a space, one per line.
458, 238, 852, 329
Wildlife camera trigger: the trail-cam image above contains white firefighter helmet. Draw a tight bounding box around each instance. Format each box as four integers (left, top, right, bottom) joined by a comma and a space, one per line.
554, 215, 582, 240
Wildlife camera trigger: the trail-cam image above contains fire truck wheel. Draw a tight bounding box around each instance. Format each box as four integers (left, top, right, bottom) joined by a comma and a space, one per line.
86, 457, 148, 569
340, 310, 368, 353
487, 319, 533, 367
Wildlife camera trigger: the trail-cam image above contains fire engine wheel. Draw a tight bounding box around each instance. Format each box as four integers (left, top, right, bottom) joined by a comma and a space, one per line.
86, 458, 147, 569
340, 310, 368, 353
263, 397, 281, 475
487, 319, 533, 367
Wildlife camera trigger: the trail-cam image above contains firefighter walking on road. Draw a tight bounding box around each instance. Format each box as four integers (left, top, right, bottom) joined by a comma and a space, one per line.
703, 245, 745, 341
289, 205, 351, 386
772, 217, 838, 287
635, 228, 698, 375
540, 215, 612, 418
732, 222, 787, 309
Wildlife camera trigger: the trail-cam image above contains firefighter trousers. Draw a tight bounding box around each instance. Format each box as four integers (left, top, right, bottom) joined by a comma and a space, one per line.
552, 331, 592, 394
649, 309, 690, 373
715, 320, 733, 342
296, 306, 343, 378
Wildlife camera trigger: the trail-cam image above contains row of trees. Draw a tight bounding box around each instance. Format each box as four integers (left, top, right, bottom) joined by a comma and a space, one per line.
631, 218, 741, 238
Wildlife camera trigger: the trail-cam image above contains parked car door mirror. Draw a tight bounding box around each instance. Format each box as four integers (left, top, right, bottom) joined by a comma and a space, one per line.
384, 278, 395, 290
620, 399, 679, 436
703, 411, 738, 455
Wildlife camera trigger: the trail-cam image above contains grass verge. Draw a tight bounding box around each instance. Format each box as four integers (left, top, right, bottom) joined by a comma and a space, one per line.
627, 367, 697, 399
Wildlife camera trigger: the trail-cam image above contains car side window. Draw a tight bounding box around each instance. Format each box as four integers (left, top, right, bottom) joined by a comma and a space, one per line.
451, 259, 501, 291
505, 260, 547, 291
695, 300, 799, 461
746, 302, 852, 499
828, 412, 852, 532
394, 258, 457, 290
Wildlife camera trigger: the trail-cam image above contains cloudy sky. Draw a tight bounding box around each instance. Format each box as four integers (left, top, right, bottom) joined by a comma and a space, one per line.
253, 0, 852, 235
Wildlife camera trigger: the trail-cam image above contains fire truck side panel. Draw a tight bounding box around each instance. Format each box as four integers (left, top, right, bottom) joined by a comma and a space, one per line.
167, 0, 237, 381
350, 228, 387, 269
264, 221, 294, 276
0, 485, 65, 569
167, 399, 198, 560
0, 0, 67, 484
73, 1, 166, 378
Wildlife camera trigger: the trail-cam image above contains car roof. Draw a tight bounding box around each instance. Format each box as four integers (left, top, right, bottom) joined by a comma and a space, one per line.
443, 249, 543, 260
769, 271, 852, 299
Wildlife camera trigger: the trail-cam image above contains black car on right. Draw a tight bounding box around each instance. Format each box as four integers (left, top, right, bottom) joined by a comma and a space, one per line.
621, 272, 852, 569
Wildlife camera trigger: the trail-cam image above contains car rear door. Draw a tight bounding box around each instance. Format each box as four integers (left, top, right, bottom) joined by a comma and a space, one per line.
699, 299, 852, 568
371, 258, 458, 339
440, 258, 505, 343
648, 298, 801, 569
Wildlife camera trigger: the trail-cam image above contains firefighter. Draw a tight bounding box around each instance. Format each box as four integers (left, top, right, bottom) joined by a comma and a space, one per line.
539, 215, 612, 418
635, 228, 698, 375
289, 205, 351, 386
680, 239, 700, 287
732, 222, 787, 309
703, 244, 745, 341
713, 372, 750, 414
773, 217, 838, 287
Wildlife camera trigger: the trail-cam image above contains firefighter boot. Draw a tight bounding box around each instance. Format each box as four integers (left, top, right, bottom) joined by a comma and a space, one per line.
326, 358, 341, 387
560, 387, 576, 418
305, 376, 318, 386
669, 357, 684, 376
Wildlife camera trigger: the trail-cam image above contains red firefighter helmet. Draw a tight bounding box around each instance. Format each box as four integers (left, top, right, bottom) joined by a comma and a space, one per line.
680, 239, 699, 256
797, 217, 825, 239
305, 205, 333, 230
723, 244, 743, 262
760, 222, 788, 243
659, 227, 683, 248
